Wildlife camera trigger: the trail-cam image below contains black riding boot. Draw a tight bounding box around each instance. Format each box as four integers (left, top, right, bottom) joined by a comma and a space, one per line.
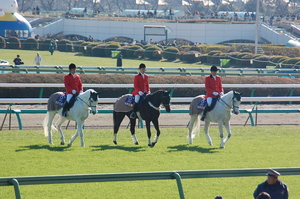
62, 101, 70, 117
200, 105, 210, 121
130, 102, 139, 119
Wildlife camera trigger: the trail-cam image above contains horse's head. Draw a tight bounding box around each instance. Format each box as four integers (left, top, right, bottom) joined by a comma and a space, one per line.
88, 89, 99, 115
162, 90, 171, 113
232, 91, 242, 115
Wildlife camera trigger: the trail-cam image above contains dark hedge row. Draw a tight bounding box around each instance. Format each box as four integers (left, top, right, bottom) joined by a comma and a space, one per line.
0, 74, 300, 100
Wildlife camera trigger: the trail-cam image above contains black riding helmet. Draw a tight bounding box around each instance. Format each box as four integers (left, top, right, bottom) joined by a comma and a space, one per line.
210, 65, 218, 71
139, 63, 146, 69
69, 63, 76, 70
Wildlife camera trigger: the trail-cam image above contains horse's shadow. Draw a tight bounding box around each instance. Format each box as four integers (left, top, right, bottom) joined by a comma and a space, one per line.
15, 144, 72, 152
167, 145, 220, 153
90, 145, 145, 152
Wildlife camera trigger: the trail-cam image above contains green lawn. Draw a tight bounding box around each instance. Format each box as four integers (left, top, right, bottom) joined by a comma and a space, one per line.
0, 49, 208, 68
0, 126, 299, 198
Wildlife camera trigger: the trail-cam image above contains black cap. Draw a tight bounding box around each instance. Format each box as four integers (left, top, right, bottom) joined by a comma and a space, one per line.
139, 63, 146, 69
69, 63, 76, 70
210, 65, 218, 71
266, 169, 280, 177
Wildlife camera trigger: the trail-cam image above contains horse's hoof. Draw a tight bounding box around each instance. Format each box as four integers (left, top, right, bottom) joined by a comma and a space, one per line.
208, 142, 213, 146
113, 140, 117, 145
60, 142, 65, 145
134, 142, 139, 145
151, 142, 156, 147
148, 143, 153, 147
67, 143, 72, 147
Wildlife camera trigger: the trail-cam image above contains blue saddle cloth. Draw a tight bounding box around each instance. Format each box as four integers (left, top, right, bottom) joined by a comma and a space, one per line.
197, 99, 207, 109
124, 95, 135, 107
55, 94, 66, 107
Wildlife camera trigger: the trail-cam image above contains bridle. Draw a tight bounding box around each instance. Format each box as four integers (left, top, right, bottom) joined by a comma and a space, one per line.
76, 93, 98, 109
148, 92, 170, 111
219, 92, 240, 111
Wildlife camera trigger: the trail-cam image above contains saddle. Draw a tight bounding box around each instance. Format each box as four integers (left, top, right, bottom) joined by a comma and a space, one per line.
124, 94, 145, 108
55, 93, 77, 109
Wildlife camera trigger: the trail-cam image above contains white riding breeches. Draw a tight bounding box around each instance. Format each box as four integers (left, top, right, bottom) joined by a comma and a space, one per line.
66, 94, 73, 102
134, 95, 140, 103
207, 97, 213, 106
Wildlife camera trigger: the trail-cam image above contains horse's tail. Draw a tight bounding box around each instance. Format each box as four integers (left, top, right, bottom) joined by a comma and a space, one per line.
188, 114, 200, 142
43, 111, 57, 137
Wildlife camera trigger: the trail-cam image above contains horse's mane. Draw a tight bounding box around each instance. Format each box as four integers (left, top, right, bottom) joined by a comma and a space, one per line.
146, 90, 163, 100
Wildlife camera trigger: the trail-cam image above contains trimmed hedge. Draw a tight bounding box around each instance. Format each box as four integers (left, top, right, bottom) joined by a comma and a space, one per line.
182, 51, 201, 63
38, 39, 53, 51
6, 37, 21, 49
143, 46, 163, 59
0, 36, 6, 48
57, 39, 73, 52
163, 47, 179, 60
126, 45, 143, 58
22, 38, 39, 50
104, 42, 121, 57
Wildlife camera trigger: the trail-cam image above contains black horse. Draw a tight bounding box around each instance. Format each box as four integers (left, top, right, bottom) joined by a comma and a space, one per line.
113, 90, 171, 147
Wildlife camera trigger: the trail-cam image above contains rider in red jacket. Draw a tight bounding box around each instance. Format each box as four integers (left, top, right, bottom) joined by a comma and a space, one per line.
130, 63, 150, 119
62, 63, 83, 117
200, 65, 224, 121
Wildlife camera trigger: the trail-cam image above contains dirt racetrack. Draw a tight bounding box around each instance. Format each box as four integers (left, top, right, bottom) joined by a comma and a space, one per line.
0, 103, 299, 131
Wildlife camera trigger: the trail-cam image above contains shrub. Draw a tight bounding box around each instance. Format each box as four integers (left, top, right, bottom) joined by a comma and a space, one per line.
116, 46, 130, 57
253, 56, 270, 68
57, 39, 73, 52
6, 37, 21, 49
281, 58, 300, 68
0, 36, 6, 48
182, 51, 201, 63
79, 42, 94, 54
105, 42, 121, 57
92, 44, 107, 57
207, 50, 222, 63
39, 39, 53, 51
179, 45, 191, 52
73, 41, 85, 52
22, 38, 39, 50
143, 46, 162, 59
134, 48, 145, 58
126, 45, 143, 58
235, 53, 253, 67
190, 46, 201, 52
163, 47, 179, 60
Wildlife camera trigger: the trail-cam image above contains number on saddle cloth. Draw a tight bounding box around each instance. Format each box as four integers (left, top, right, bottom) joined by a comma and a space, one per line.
124, 95, 135, 107
197, 99, 207, 109
55, 93, 66, 107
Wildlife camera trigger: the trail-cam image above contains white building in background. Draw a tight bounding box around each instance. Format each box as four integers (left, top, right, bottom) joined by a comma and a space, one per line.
32, 18, 292, 45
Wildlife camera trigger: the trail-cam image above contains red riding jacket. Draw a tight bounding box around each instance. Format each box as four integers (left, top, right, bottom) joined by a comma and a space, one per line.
64, 73, 83, 95
132, 73, 150, 95
205, 75, 224, 98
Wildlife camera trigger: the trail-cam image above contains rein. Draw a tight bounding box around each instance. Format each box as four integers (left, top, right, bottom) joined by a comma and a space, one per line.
219, 95, 239, 110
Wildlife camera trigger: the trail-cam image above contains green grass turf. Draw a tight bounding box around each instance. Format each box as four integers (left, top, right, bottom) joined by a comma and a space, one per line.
0, 49, 208, 68
0, 126, 299, 198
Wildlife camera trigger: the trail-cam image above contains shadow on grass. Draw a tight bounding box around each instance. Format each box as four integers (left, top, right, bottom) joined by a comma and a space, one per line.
167, 145, 220, 153
90, 144, 145, 152
16, 144, 72, 152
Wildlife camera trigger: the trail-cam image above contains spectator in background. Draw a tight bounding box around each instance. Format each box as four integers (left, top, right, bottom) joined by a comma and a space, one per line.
13, 55, 23, 65
34, 52, 42, 65
49, 41, 55, 55
117, 54, 122, 67
253, 169, 288, 199
36, 6, 40, 15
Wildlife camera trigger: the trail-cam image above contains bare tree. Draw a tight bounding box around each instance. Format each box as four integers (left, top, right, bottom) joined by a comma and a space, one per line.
40, 0, 56, 11
17, 0, 35, 12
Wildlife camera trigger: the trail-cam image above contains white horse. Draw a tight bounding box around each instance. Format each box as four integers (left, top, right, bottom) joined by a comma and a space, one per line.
43, 89, 99, 147
188, 91, 242, 148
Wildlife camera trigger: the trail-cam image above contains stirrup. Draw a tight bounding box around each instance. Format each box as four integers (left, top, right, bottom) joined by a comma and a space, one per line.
130, 112, 136, 119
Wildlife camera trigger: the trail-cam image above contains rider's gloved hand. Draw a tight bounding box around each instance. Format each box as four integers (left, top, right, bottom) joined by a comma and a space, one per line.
220, 92, 224, 96
138, 91, 144, 96
72, 90, 77, 94
79, 90, 83, 94
147, 91, 151, 95
213, 92, 218, 96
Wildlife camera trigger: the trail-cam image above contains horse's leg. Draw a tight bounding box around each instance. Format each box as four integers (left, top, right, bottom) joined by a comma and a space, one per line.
113, 111, 125, 145
223, 121, 232, 144
145, 120, 153, 146
77, 121, 85, 147
56, 116, 67, 145
151, 119, 160, 147
204, 121, 213, 146
129, 117, 138, 145
188, 114, 199, 144
45, 111, 56, 145
218, 121, 225, 148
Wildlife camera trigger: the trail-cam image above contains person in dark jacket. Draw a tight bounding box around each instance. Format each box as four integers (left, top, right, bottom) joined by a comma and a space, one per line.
117, 54, 122, 67
253, 169, 289, 199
